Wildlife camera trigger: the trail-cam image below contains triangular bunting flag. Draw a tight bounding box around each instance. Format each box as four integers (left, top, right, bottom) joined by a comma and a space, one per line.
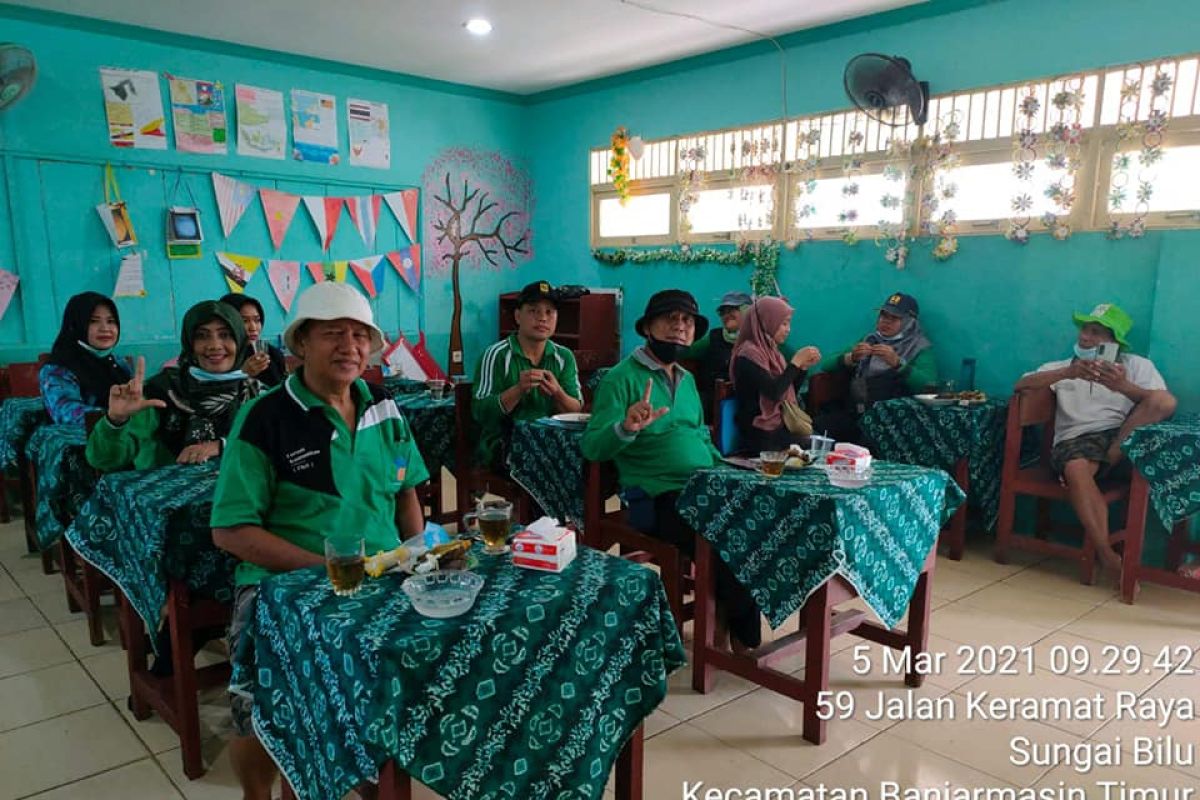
267, 260, 300, 312
216, 252, 263, 294
302, 196, 344, 251
306, 261, 328, 283
349, 255, 386, 298
345, 195, 382, 250
212, 173, 256, 238
259, 188, 301, 250
386, 245, 421, 293
383, 189, 419, 243
332, 260, 349, 283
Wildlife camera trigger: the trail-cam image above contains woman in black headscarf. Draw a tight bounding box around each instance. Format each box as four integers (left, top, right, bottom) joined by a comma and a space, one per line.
219, 293, 288, 387
86, 301, 261, 472
39, 292, 131, 425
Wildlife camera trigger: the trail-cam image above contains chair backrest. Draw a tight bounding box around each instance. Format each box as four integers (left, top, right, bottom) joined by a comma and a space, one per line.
806, 370, 849, 415
5, 362, 42, 397
453, 379, 475, 473
1003, 387, 1057, 475
361, 365, 384, 385
712, 379, 741, 456
582, 457, 622, 547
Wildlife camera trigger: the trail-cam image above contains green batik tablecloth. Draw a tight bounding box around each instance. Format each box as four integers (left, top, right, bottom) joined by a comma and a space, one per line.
0, 397, 48, 468
507, 420, 586, 526
394, 393, 456, 474
65, 462, 236, 637
382, 377, 429, 396
1122, 414, 1200, 529
26, 425, 96, 550
860, 397, 1007, 531
676, 462, 965, 629
233, 547, 686, 800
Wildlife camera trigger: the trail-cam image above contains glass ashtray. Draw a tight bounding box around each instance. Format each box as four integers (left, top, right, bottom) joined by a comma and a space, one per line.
823, 464, 873, 489
401, 570, 484, 618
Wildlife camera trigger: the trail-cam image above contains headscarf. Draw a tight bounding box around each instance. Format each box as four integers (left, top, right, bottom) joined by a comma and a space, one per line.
729, 296, 796, 432
45, 292, 129, 407
858, 316, 931, 378
143, 301, 258, 450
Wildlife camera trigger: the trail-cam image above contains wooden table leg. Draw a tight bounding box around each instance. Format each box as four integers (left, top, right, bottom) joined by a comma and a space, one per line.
615, 724, 645, 800
18, 454, 53, 575
942, 458, 970, 561
1120, 472, 1150, 604
802, 583, 832, 745
904, 568, 933, 688
690, 535, 717, 694
59, 539, 82, 613
167, 580, 205, 780
118, 593, 152, 720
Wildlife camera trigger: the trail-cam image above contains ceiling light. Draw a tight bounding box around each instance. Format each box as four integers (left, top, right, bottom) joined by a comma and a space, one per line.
464, 18, 493, 36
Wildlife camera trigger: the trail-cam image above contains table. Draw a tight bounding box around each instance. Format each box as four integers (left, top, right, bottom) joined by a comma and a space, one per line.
861, 397, 1006, 559
676, 462, 964, 744
507, 419, 586, 525
394, 392, 456, 475
233, 546, 686, 800
65, 462, 234, 638
382, 376, 430, 396
1120, 414, 1200, 603
0, 396, 48, 468
26, 425, 96, 551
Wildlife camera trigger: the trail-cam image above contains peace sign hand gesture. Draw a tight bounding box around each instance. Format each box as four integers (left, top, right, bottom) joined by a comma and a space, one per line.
621, 379, 669, 435
107, 356, 167, 425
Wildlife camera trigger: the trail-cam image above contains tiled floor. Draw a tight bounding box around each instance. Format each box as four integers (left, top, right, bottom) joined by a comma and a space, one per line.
1, 519, 1197, 800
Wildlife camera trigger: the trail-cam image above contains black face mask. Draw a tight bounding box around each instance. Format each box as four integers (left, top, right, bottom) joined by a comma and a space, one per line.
646, 336, 689, 364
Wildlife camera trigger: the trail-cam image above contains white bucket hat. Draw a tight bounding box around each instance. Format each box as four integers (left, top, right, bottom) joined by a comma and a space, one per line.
283, 282, 386, 354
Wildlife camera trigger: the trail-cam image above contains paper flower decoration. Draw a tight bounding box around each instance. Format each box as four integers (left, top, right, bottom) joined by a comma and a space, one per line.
1020, 96, 1041, 117
608, 126, 631, 205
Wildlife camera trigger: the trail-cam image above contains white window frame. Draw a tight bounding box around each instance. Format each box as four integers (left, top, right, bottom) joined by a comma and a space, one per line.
590, 179, 677, 248
786, 154, 908, 241
1090, 125, 1200, 230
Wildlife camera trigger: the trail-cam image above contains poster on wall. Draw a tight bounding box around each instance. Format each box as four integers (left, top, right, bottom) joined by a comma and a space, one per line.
347, 99, 390, 169
167, 75, 227, 154
0, 269, 19, 322
235, 84, 287, 160
113, 252, 147, 298
291, 89, 339, 164
99, 68, 167, 150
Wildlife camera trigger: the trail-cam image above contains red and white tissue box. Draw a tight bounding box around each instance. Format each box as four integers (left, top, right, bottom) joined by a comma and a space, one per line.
825, 443, 873, 473
512, 517, 577, 572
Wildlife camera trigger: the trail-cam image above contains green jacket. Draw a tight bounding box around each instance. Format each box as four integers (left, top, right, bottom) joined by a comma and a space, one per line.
472, 335, 581, 465
582, 349, 720, 497
86, 410, 177, 472
819, 344, 938, 395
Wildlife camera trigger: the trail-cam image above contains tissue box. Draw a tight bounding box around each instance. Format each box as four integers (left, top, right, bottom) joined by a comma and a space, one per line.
512, 521, 577, 572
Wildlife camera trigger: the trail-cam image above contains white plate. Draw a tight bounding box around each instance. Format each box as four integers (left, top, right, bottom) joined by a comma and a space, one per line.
552, 413, 591, 424
914, 394, 955, 407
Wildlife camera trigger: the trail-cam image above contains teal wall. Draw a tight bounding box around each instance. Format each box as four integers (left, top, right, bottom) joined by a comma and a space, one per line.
0, 7, 531, 370
525, 0, 1200, 410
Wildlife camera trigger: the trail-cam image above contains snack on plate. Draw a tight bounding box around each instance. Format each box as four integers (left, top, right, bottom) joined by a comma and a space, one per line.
957, 390, 988, 403
364, 546, 412, 578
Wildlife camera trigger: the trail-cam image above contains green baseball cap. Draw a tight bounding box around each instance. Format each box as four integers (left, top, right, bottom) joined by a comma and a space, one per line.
1073, 303, 1132, 347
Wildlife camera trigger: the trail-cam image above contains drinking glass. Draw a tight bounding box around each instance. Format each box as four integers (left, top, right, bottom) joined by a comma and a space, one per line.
808, 435, 835, 463
759, 451, 788, 478
427, 379, 447, 400
251, 339, 269, 357
325, 535, 365, 596
464, 500, 513, 555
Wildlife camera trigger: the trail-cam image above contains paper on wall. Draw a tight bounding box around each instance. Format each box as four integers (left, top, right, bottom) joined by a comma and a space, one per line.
236, 84, 286, 160
347, 98, 389, 169
0, 269, 19, 321
113, 252, 147, 297
167, 75, 227, 155
100, 68, 167, 150
291, 90, 339, 164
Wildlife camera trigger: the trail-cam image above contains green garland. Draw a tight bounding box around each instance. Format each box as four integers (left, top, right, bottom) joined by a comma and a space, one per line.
593, 241, 780, 296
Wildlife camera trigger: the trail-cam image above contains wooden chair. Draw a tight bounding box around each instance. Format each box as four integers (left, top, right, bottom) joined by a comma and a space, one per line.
452, 380, 530, 520
994, 387, 1132, 584
805, 369, 850, 416
362, 365, 384, 385
582, 458, 694, 630
1, 361, 45, 528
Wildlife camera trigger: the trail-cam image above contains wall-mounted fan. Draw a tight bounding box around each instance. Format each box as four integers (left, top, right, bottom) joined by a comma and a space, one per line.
0, 44, 36, 111
843, 53, 928, 126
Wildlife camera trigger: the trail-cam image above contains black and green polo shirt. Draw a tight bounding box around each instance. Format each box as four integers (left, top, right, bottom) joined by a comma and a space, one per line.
211, 369, 429, 586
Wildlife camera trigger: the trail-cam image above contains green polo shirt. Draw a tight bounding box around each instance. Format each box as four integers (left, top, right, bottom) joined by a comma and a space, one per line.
211, 370, 429, 587
472, 334, 582, 465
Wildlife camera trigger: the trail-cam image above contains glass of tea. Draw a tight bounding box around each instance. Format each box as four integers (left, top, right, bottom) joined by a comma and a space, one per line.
325, 535, 365, 596
464, 500, 513, 555
759, 451, 788, 479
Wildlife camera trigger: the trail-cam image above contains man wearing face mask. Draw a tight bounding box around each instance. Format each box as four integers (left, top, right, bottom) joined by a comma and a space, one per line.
583, 289, 763, 651
814, 292, 937, 444
685, 290, 752, 422
1015, 303, 1175, 574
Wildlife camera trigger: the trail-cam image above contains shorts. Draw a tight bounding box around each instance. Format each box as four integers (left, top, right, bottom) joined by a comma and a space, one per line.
226, 585, 259, 737
1050, 428, 1129, 479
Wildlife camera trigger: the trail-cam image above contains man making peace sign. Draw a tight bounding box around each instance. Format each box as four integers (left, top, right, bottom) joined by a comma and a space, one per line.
583, 289, 763, 651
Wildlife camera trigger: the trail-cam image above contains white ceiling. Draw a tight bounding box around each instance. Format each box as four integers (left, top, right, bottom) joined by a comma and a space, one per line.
11, 0, 924, 95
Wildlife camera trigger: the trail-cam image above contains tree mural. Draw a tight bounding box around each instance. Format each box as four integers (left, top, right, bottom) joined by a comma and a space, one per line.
422, 149, 534, 375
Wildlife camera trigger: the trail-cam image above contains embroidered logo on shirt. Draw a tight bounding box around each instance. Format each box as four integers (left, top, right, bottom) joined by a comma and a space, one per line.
284, 447, 322, 473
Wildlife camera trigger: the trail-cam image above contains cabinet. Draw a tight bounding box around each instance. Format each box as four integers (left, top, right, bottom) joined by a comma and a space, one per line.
498, 291, 619, 373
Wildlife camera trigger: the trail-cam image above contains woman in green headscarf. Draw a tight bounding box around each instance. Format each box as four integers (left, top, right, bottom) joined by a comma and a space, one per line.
86, 301, 262, 472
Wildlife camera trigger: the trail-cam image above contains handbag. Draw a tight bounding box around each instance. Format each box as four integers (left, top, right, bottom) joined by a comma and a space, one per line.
781, 399, 813, 437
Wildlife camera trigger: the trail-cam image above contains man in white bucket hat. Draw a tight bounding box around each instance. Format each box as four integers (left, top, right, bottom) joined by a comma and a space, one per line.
211, 282, 428, 798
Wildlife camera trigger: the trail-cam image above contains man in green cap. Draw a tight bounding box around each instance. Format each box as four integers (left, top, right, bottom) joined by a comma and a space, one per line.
1015, 303, 1176, 572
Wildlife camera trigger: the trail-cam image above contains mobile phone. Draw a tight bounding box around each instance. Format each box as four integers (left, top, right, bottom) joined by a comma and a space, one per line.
1097, 342, 1119, 363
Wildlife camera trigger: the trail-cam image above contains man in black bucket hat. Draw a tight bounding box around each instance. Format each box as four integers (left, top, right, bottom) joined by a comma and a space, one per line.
583, 289, 763, 650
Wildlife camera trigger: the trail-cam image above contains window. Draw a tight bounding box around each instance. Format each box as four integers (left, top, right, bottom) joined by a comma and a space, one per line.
588, 52, 1200, 247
